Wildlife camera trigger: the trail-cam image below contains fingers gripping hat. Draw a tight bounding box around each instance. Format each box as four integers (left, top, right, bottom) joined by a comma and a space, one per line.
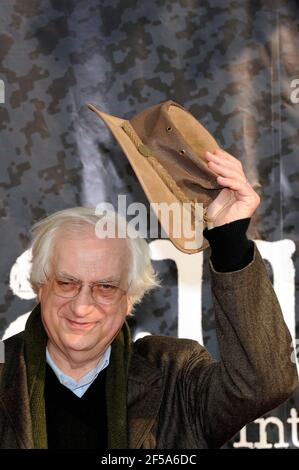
88, 100, 235, 254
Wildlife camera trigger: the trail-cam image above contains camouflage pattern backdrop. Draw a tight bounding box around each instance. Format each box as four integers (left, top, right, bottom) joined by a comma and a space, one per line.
0, 0, 299, 449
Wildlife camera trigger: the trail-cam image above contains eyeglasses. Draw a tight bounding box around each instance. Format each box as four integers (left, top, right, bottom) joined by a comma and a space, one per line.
46, 274, 128, 305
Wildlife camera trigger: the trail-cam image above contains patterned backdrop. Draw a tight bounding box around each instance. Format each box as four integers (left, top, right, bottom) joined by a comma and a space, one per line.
0, 0, 299, 448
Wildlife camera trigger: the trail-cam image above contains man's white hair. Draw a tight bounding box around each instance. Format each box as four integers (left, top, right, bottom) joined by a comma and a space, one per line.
29, 206, 159, 307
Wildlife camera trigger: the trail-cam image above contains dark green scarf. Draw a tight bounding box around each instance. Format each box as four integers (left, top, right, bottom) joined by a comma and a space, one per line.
24, 304, 131, 449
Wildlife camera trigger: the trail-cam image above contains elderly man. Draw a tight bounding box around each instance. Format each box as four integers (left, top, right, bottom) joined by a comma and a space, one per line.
0, 149, 297, 449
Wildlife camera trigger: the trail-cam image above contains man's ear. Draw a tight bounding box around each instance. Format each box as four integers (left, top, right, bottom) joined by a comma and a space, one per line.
37, 286, 43, 302
126, 297, 133, 316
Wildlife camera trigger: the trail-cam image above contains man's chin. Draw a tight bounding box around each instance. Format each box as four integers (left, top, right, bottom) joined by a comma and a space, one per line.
62, 335, 97, 353
60, 326, 100, 351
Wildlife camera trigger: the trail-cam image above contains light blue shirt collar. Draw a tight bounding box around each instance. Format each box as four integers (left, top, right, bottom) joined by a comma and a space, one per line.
46, 346, 111, 398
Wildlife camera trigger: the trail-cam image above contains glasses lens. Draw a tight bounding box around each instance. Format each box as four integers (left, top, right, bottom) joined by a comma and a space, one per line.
53, 279, 80, 298
91, 284, 123, 305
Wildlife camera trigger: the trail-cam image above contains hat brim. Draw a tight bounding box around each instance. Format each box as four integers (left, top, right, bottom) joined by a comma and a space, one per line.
88, 103, 208, 254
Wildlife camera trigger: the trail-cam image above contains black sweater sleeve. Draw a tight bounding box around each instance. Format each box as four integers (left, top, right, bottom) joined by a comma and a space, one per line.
203, 218, 254, 272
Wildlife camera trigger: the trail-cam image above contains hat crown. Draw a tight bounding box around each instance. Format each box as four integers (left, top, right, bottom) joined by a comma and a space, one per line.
130, 100, 221, 197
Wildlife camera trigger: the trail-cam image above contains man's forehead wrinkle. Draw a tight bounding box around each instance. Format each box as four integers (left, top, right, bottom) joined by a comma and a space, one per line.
54, 229, 130, 255
55, 258, 125, 278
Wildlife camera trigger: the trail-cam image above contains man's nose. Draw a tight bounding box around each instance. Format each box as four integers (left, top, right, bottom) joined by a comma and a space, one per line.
70, 286, 96, 317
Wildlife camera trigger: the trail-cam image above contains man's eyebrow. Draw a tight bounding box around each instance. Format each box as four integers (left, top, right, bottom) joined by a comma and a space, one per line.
56, 272, 80, 281
90, 277, 121, 286
56, 272, 121, 285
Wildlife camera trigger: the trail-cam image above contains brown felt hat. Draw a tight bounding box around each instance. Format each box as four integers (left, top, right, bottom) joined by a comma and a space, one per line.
88, 100, 235, 254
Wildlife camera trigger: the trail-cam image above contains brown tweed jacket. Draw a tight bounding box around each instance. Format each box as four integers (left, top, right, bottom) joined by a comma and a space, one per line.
0, 244, 297, 449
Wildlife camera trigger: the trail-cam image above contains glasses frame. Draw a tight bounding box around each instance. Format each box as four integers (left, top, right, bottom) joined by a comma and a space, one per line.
43, 271, 128, 306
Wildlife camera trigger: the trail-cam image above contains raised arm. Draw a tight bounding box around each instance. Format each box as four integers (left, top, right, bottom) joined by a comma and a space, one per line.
185, 149, 298, 447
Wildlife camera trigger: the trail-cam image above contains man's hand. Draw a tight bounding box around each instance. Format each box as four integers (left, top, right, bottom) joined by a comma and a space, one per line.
205, 148, 260, 228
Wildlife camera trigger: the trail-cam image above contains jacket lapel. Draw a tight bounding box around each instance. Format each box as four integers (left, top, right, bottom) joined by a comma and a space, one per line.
127, 352, 163, 449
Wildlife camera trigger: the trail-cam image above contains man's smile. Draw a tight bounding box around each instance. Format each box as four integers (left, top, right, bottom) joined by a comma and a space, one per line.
65, 318, 97, 331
